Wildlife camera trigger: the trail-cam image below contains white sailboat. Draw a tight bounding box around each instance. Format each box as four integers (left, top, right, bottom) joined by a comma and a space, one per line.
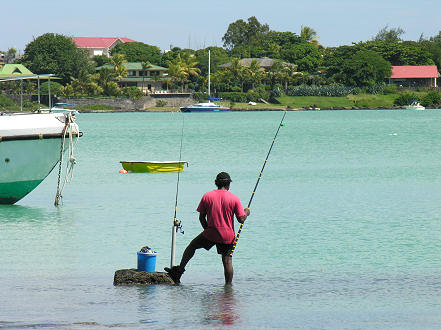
180, 50, 230, 112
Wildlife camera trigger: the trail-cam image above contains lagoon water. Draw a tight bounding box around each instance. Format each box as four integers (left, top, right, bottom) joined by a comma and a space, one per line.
1, 110, 441, 329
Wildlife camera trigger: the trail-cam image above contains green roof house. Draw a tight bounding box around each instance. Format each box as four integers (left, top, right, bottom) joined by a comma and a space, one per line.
97, 62, 168, 94
0, 64, 34, 78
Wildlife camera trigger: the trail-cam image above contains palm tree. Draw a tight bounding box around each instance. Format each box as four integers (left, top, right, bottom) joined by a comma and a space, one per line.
168, 54, 200, 92
141, 61, 152, 94
228, 58, 246, 92
167, 57, 187, 92
181, 53, 200, 89
300, 26, 320, 46
247, 60, 265, 90
110, 53, 128, 81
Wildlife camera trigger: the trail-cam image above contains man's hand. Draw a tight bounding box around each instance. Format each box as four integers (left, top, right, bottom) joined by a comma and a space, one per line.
244, 208, 250, 216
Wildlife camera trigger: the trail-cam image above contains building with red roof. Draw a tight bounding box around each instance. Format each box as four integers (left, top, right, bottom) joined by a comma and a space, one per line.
72, 37, 137, 57
389, 65, 439, 88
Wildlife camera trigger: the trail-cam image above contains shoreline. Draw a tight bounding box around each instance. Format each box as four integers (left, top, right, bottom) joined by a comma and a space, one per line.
4, 106, 436, 114
77, 106, 407, 113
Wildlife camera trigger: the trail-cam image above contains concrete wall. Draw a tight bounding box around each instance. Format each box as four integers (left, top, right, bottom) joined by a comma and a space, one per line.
58, 94, 193, 110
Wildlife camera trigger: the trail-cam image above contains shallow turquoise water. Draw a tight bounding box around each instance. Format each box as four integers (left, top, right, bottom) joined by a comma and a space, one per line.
1, 110, 441, 328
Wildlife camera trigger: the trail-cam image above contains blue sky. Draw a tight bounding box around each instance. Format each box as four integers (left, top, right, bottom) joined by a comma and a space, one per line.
2, 0, 440, 53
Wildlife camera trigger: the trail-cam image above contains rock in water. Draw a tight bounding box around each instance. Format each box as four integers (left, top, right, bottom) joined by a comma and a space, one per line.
114, 269, 176, 285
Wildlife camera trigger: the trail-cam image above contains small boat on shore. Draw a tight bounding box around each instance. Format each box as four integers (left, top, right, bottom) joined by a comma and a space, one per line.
406, 100, 425, 110
120, 161, 188, 173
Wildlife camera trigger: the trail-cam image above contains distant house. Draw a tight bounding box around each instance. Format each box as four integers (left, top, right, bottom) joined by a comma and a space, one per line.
72, 37, 137, 57
96, 62, 168, 93
219, 57, 297, 71
389, 66, 439, 88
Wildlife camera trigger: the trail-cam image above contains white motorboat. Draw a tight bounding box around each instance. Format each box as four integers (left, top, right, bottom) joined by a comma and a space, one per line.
180, 101, 230, 112
406, 100, 425, 110
0, 112, 80, 204
50, 102, 79, 115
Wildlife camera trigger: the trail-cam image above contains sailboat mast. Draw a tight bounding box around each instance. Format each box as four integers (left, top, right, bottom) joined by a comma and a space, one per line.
208, 50, 211, 100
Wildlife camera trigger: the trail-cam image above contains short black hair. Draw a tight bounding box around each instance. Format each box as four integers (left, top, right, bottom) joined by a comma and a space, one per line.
215, 172, 232, 188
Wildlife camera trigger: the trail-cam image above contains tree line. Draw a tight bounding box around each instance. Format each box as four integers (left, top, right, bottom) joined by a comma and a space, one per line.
2, 17, 441, 102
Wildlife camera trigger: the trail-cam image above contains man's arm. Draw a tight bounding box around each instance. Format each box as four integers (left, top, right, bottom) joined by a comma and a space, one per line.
199, 212, 208, 229
237, 208, 250, 224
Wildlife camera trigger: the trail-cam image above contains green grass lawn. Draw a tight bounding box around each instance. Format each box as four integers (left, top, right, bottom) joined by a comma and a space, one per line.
276, 93, 403, 109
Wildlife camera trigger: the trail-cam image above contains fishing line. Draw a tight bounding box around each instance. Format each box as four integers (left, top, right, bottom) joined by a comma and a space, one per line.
173, 114, 185, 231
170, 113, 185, 267
230, 109, 287, 257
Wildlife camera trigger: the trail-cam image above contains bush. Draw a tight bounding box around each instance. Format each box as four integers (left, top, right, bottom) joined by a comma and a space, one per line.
156, 100, 167, 107
394, 92, 418, 106
271, 84, 283, 98
218, 92, 247, 103
193, 92, 207, 101
121, 86, 144, 100
365, 84, 385, 94
421, 90, 441, 107
77, 104, 114, 110
246, 90, 259, 102
0, 93, 15, 108
383, 84, 398, 94
40, 81, 63, 96
286, 85, 358, 97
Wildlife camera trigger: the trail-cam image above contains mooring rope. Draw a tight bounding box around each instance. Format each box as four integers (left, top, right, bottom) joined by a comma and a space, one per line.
54, 114, 78, 206
230, 110, 287, 256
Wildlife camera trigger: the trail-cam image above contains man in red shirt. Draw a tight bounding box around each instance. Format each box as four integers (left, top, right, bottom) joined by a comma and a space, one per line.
165, 172, 250, 284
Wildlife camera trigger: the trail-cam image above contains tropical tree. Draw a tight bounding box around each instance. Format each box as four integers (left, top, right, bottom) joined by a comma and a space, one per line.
110, 53, 128, 80
227, 58, 246, 91
96, 68, 119, 96
300, 26, 320, 46
373, 26, 405, 43
141, 61, 152, 93
245, 60, 265, 90
3, 48, 17, 64
281, 43, 322, 72
339, 50, 391, 87
92, 55, 110, 67
222, 16, 269, 51
19, 33, 92, 84
167, 53, 199, 92
111, 42, 161, 64
62, 74, 103, 96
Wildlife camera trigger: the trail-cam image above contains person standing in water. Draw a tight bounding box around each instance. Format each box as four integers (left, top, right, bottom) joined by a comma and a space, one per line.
165, 172, 250, 285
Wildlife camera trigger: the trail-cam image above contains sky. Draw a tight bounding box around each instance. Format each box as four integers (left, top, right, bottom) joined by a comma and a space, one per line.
2, 0, 440, 54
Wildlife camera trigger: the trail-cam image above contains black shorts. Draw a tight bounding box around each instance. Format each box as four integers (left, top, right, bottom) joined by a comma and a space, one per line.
191, 233, 233, 256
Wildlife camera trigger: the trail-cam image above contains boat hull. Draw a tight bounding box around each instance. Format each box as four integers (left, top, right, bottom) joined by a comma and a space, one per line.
0, 139, 61, 204
0, 113, 80, 204
120, 161, 187, 173
180, 107, 230, 112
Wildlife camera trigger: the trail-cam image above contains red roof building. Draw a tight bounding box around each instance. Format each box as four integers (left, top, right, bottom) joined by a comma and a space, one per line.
389, 65, 439, 87
72, 37, 137, 57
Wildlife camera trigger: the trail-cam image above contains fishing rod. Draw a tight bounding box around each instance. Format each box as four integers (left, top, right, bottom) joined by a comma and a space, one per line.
230, 110, 287, 257
170, 114, 185, 268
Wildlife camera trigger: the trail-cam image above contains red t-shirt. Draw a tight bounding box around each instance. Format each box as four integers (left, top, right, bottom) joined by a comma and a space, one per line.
197, 189, 246, 244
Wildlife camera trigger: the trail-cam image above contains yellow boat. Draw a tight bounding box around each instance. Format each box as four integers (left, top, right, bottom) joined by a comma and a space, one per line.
120, 161, 188, 173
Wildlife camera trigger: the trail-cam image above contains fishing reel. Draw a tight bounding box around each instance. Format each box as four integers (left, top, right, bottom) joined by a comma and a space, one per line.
174, 217, 184, 234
